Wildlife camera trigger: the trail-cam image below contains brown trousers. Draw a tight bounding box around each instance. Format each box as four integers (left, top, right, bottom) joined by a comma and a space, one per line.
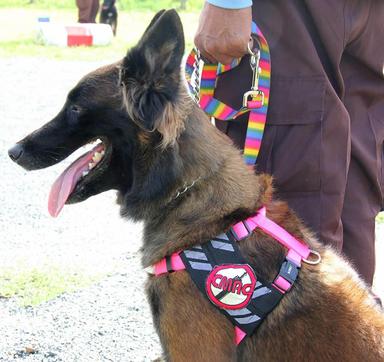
215, 0, 384, 285
76, 0, 99, 23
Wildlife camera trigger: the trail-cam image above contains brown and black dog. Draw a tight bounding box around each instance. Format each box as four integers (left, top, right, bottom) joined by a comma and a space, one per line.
8, 9, 384, 362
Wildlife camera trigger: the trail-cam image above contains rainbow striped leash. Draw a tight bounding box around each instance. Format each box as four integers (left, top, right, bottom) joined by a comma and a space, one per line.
185, 22, 271, 167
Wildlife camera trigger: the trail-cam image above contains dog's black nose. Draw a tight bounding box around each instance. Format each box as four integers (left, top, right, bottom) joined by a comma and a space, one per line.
8, 143, 24, 162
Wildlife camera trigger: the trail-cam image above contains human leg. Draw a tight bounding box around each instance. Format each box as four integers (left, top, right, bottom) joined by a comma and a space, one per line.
339, 0, 384, 285
89, 0, 100, 23
76, 0, 92, 23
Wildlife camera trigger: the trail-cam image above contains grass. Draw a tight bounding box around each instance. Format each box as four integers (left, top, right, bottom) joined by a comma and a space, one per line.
0, 8, 200, 61
0, 0, 203, 11
0, 264, 101, 306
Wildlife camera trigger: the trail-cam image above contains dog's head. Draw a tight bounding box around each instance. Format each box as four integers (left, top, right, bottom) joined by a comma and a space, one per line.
8, 9, 189, 217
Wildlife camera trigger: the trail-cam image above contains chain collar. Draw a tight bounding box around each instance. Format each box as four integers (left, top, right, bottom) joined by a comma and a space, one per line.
168, 176, 202, 204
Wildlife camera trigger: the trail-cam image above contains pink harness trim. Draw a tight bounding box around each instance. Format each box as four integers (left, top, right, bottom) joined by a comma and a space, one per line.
153, 253, 185, 276
150, 206, 311, 345
234, 326, 247, 345
231, 207, 311, 265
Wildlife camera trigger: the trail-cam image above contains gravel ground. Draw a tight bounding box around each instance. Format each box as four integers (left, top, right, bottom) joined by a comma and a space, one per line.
0, 57, 383, 361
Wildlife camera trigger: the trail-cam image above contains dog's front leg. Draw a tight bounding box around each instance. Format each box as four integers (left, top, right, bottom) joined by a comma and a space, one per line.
147, 273, 237, 362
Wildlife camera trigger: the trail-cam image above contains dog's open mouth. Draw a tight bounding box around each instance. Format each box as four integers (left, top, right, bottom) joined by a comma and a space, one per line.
48, 139, 110, 217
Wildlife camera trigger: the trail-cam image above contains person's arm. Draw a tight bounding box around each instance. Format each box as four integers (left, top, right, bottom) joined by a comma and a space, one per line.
206, 0, 252, 9
194, 1, 252, 64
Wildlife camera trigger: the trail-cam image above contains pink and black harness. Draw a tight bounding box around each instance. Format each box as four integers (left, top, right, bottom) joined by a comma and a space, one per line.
147, 207, 320, 345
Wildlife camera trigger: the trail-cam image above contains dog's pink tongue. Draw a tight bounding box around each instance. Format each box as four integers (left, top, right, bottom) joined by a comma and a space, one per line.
48, 146, 102, 217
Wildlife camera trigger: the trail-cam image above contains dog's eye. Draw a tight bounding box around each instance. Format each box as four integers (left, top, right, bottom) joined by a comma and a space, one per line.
71, 105, 81, 114
67, 105, 82, 125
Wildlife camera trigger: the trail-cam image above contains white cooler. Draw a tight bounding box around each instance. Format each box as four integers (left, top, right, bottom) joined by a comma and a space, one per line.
37, 23, 113, 47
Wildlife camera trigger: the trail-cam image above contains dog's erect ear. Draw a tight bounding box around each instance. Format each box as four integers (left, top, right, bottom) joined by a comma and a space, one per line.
143, 9, 166, 34
121, 9, 185, 136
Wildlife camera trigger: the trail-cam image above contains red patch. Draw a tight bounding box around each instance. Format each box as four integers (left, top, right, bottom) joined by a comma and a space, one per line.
206, 264, 257, 310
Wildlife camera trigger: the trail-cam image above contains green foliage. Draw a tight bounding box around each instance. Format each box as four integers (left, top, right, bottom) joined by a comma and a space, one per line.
0, 0, 74, 9
0, 9, 199, 60
118, 0, 203, 11
0, 0, 204, 11
0, 265, 100, 306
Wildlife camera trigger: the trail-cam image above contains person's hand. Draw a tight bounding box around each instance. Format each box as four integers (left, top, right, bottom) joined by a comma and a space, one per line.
194, 2, 252, 65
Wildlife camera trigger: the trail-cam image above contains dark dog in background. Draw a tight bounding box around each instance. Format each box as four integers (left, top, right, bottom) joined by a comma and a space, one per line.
8, 9, 384, 361
99, 0, 117, 36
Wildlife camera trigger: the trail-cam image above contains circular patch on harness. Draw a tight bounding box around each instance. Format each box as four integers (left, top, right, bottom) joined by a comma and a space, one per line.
205, 264, 257, 310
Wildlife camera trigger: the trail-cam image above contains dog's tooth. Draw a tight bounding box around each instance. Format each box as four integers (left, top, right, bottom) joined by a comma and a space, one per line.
100, 150, 105, 156
92, 152, 102, 163
144, 266, 155, 274
88, 162, 95, 169
82, 170, 89, 177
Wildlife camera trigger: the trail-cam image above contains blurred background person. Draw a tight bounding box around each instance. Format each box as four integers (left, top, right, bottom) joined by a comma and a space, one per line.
76, 0, 100, 23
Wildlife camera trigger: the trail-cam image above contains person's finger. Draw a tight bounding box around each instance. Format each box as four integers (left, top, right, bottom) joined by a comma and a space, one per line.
194, 33, 215, 63
200, 52, 216, 64
211, 52, 238, 65
197, 35, 220, 63
201, 36, 242, 64
197, 45, 241, 65
223, 33, 249, 57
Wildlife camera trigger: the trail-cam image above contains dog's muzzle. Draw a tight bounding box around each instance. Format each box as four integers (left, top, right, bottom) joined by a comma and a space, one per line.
8, 143, 24, 163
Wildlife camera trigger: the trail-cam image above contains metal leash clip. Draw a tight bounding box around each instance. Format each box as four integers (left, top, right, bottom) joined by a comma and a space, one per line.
243, 38, 265, 108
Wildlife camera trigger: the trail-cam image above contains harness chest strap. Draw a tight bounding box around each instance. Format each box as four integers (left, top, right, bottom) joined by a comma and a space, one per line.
147, 207, 319, 345
230, 207, 311, 268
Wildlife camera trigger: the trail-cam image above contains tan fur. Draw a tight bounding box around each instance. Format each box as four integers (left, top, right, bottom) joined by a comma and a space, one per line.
157, 88, 191, 148
149, 273, 235, 362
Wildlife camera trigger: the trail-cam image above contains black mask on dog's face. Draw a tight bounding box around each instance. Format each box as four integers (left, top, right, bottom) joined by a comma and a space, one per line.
8, 9, 186, 217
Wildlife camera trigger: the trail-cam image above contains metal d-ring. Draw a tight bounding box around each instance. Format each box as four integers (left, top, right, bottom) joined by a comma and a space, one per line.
303, 250, 322, 265
247, 38, 255, 56
247, 35, 261, 56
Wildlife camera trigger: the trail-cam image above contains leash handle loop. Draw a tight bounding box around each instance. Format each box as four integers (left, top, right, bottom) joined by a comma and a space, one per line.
185, 21, 271, 167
